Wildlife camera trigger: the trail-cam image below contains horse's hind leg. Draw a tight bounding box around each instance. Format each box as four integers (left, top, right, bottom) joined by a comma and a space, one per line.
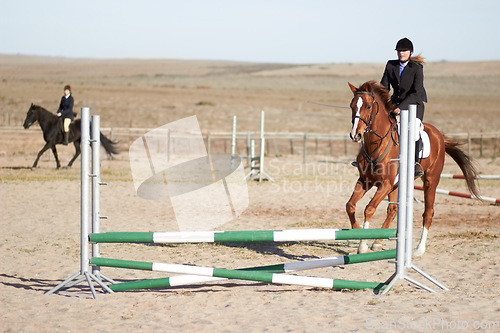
371, 188, 398, 251
67, 140, 81, 168
414, 175, 438, 256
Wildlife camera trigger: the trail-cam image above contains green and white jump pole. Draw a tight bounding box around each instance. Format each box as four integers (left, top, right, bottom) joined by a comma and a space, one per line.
91, 249, 395, 291
89, 228, 396, 244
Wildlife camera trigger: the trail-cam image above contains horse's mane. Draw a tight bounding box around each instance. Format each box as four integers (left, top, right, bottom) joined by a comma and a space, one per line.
357, 81, 394, 112
31, 104, 55, 116
32, 104, 49, 111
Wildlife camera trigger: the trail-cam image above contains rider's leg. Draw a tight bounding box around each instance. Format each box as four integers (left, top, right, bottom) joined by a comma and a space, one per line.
63, 118, 71, 145
414, 108, 424, 177
415, 137, 424, 177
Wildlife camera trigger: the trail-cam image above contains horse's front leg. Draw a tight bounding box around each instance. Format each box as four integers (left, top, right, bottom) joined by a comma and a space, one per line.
51, 145, 61, 169
358, 181, 393, 253
371, 188, 398, 251
32, 142, 53, 168
346, 179, 369, 230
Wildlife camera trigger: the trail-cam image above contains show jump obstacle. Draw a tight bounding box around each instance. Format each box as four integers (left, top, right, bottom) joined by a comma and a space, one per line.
237, 111, 274, 182
45, 106, 448, 299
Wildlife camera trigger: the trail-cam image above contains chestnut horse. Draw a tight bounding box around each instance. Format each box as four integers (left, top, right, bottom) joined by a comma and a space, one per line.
346, 81, 479, 255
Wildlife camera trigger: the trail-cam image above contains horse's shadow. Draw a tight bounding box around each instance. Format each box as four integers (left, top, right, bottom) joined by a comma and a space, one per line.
0, 166, 33, 170
0, 273, 66, 293
0, 272, 309, 297
206, 241, 352, 262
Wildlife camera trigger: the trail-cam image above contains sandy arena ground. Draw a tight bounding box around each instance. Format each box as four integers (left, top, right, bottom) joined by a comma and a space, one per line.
1, 56, 499, 332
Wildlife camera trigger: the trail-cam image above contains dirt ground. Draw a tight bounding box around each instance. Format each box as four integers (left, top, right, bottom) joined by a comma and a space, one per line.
0, 55, 499, 332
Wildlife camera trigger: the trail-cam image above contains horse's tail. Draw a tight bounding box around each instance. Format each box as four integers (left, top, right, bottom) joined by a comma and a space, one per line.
100, 132, 119, 158
444, 136, 480, 198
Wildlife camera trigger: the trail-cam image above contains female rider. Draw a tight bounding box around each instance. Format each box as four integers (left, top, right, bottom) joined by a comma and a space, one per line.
380, 37, 427, 176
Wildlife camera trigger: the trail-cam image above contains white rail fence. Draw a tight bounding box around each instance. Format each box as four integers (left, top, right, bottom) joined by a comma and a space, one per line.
2, 126, 499, 162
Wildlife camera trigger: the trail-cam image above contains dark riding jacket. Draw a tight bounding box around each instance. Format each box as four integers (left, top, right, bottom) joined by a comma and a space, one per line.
380, 60, 427, 120
57, 94, 74, 120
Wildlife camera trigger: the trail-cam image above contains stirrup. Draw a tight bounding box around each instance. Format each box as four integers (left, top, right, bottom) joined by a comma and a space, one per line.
414, 162, 424, 177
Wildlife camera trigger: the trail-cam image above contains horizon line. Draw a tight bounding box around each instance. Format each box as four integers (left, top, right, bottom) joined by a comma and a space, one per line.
2, 53, 499, 65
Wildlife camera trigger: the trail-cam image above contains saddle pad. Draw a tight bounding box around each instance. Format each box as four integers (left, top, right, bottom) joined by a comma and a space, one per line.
393, 128, 430, 185
396, 119, 430, 159
419, 129, 430, 159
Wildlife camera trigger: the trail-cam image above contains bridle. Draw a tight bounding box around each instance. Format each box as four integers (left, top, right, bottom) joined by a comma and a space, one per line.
351, 91, 379, 138
351, 91, 399, 172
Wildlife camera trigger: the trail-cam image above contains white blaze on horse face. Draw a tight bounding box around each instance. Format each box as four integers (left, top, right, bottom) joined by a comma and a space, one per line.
350, 97, 363, 140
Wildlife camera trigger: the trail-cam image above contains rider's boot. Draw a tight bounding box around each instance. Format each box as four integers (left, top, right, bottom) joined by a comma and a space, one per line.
414, 138, 424, 177
63, 131, 69, 145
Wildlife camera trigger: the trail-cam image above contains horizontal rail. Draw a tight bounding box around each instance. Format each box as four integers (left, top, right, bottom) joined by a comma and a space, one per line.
89, 228, 397, 243
90, 256, 392, 291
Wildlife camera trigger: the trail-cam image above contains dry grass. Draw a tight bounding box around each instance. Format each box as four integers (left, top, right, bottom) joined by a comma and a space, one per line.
1, 55, 499, 136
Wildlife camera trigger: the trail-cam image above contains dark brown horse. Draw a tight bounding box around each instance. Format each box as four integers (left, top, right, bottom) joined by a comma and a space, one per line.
23, 104, 118, 169
346, 81, 479, 255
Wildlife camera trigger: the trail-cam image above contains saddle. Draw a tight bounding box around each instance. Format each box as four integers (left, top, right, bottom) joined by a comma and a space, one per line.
58, 117, 75, 135
396, 117, 430, 159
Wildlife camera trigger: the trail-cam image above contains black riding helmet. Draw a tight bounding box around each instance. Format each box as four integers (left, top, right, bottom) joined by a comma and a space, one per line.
395, 38, 413, 52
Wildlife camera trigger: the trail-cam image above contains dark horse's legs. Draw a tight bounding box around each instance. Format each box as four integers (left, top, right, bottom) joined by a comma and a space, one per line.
32, 142, 61, 169
51, 146, 61, 169
67, 139, 81, 168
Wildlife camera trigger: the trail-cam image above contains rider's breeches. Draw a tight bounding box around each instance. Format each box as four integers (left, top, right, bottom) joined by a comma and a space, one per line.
63, 118, 71, 133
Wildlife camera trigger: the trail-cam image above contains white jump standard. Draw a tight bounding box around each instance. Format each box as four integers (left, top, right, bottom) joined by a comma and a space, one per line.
381, 106, 449, 294
45, 108, 114, 299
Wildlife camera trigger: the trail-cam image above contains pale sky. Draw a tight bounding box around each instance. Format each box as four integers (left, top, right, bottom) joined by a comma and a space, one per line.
1, 0, 498, 64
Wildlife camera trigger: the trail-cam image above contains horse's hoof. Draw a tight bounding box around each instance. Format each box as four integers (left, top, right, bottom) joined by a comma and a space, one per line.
358, 243, 369, 254
371, 243, 383, 251
414, 247, 425, 257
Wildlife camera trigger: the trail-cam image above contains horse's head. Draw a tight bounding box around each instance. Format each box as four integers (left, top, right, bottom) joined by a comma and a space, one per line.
348, 82, 378, 142
23, 104, 38, 129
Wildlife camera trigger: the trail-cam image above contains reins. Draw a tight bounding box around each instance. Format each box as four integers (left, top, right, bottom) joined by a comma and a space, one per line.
353, 91, 399, 172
